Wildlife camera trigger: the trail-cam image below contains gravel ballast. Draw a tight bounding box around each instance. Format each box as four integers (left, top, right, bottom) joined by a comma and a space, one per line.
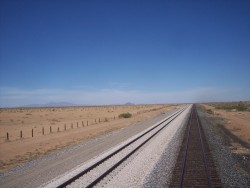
96, 106, 191, 187
142, 107, 190, 188
66, 109, 185, 187
197, 106, 250, 187
41, 106, 190, 187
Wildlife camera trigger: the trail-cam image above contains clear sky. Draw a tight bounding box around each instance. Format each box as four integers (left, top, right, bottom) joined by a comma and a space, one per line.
0, 0, 250, 107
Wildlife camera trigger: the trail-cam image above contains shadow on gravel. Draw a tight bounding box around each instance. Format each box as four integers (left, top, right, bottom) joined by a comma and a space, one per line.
216, 123, 250, 178
198, 104, 250, 187
217, 124, 250, 149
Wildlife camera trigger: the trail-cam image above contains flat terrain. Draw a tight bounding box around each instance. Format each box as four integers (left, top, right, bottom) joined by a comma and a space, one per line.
0, 105, 182, 188
201, 103, 250, 155
198, 105, 250, 187
0, 104, 178, 172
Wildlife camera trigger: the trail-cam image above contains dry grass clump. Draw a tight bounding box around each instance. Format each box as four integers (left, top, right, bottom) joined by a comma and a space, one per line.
118, 112, 132, 118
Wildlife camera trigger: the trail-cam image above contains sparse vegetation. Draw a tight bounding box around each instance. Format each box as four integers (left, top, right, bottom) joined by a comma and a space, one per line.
212, 101, 250, 111
206, 109, 214, 114
0, 104, 177, 171
0, 104, 171, 143
119, 112, 132, 118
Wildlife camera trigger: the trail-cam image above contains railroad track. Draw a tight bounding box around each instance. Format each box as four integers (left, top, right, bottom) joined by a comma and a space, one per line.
170, 105, 221, 187
43, 106, 189, 188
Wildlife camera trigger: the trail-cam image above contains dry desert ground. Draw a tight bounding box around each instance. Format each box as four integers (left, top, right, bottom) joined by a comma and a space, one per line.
0, 104, 179, 172
201, 103, 250, 155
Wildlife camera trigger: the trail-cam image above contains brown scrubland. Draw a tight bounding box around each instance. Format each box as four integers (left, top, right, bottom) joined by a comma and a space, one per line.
0, 104, 179, 172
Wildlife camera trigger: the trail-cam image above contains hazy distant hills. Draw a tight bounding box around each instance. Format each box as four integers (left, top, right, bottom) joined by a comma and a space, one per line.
20, 102, 77, 108
17, 102, 135, 108
124, 102, 135, 106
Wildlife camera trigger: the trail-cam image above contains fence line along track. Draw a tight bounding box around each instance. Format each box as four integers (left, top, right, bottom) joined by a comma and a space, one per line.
170, 105, 221, 187
51, 106, 188, 188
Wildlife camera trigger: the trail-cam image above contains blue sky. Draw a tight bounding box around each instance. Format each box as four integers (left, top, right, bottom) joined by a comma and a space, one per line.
0, 0, 250, 107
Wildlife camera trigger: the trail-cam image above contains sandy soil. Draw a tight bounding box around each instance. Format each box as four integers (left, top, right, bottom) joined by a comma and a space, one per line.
0, 104, 178, 172
201, 104, 250, 155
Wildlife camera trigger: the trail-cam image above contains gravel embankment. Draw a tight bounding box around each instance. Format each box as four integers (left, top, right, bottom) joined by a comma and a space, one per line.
197, 106, 249, 187
142, 107, 190, 188
96, 106, 191, 188
41, 107, 188, 187
65, 110, 183, 187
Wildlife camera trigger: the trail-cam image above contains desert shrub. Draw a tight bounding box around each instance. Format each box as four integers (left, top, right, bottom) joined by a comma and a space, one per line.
215, 102, 248, 111
235, 105, 248, 111
206, 109, 213, 114
119, 112, 132, 118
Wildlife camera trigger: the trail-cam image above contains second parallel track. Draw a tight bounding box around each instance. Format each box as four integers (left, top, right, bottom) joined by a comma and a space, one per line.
53, 106, 189, 188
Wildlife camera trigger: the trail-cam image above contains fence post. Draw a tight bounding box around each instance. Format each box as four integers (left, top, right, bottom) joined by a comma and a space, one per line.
64, 124, 66, 131
71, 123, 73, 129
7, 132, 9, 141
50, 126, 52, 133
42, 127, 44, 135
77, 122, 78, 128
58, 127, 59, 132
32, 129, 33, 137
99, 118, 100, 123
20, 130, 22, 139
87, 121, 88, 126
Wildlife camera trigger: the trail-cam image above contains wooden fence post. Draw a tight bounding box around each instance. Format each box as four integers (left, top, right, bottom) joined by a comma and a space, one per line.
20, 130, 22, 139
42, 127, 44, 135
7, 132, 9, 141
32, 129, 33, 137
50, 126, 52, 133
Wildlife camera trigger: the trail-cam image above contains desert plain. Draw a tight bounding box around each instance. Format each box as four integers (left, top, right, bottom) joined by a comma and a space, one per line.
1, 102, 249, 176
0, 104, 179, 172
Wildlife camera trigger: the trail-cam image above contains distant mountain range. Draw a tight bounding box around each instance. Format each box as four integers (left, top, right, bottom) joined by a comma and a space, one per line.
124, 102, 135, 106
6, 102, 136, 108
20, 102, 77, 108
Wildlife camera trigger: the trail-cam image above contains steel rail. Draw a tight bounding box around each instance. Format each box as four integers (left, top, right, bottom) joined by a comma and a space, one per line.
196, 107, 212, 188
57, 106, 188, 188
85, 106, 187, 188
179, 105, 193, 188
178, 105, 212, 188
